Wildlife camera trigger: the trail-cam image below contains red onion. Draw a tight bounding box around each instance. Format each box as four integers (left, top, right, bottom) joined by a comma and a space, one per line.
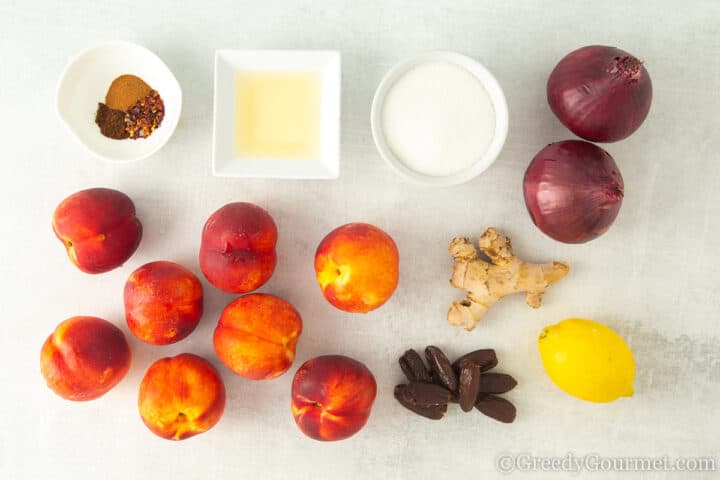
523, 140, 624, 244
547, 45, 652, 142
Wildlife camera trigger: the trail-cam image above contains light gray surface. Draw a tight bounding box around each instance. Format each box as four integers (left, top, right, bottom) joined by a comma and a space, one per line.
1, 1, 719, 479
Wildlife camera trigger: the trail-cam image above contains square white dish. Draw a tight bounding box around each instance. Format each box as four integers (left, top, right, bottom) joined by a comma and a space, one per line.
213, 50, 341, 179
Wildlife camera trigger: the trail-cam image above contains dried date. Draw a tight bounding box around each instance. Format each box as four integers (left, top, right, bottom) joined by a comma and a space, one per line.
425, 345, 458, 392
452, 349, 498, 372
394, 384, 448, 420
457, 359, 482, 412
479, 373, 517, 394
399, 349, 432, 383
397, 382, 452, 408
475, 394, 516, 423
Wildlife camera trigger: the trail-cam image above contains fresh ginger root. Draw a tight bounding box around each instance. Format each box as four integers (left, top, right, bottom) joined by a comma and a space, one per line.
448, 228, 569, 330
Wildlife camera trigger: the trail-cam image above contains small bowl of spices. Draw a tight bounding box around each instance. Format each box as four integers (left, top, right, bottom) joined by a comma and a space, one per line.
57, 41, 181, 162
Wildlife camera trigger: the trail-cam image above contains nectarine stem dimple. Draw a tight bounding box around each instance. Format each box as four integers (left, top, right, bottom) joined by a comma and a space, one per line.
317, 264, 350, 289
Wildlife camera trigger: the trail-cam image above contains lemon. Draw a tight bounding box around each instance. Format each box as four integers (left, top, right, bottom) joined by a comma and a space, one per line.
538, 318, 635, 403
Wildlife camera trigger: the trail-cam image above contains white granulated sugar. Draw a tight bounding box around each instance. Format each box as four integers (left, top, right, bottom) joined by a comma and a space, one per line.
381, 61, 496, 177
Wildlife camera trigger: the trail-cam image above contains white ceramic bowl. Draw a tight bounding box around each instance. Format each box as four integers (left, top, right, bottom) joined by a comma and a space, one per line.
371, 51, 508, 186
56, 41, 182, 162
212, 50, 340, 179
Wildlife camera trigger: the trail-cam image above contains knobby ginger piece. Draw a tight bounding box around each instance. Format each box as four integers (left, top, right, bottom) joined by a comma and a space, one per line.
448, 228, 569, 330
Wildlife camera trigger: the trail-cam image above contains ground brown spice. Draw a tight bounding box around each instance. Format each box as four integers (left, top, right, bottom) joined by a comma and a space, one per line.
95, 103, 129, 139
105, 74, 151, 110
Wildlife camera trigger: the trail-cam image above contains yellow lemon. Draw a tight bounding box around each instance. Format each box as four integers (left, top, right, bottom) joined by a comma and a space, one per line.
538, 318, 635, 403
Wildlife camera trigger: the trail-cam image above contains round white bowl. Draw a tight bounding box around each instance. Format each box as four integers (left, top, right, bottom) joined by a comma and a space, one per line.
371, 51, 508, 186
56, 41, 182, 162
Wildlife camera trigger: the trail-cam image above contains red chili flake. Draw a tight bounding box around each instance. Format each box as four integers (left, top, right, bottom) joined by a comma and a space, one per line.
125, 90, 165, 139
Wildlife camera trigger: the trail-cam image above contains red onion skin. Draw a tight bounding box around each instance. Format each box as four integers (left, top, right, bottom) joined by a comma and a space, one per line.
523, 140, 624, 244
547, 45, 652, 142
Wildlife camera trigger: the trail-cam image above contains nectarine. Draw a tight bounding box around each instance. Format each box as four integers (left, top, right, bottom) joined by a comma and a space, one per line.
138, 353, 226, 441
124, 261, 203, 345
52, 188, 142, 274
315, 223, 399, 313
40, 316, 131, 401
199, 202, 277, 293
291, 355, 377, 441
213, 294, 302, 380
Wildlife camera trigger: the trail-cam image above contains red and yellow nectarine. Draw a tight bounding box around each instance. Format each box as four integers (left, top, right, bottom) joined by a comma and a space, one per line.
124, 261, 203, 345
199, 202, 277, 293
213, 293, 302, 380
291, 355, 377, 441
40, 316, 131, 401
52, 188, 142, 274
138, 353, 226, 441
315, 223, 399, 313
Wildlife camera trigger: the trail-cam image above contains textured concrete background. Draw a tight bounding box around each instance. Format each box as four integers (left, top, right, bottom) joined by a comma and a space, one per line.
1, 0, 718, 478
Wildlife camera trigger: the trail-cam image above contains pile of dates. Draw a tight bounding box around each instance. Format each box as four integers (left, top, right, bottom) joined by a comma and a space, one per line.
395, 346, 517, 423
